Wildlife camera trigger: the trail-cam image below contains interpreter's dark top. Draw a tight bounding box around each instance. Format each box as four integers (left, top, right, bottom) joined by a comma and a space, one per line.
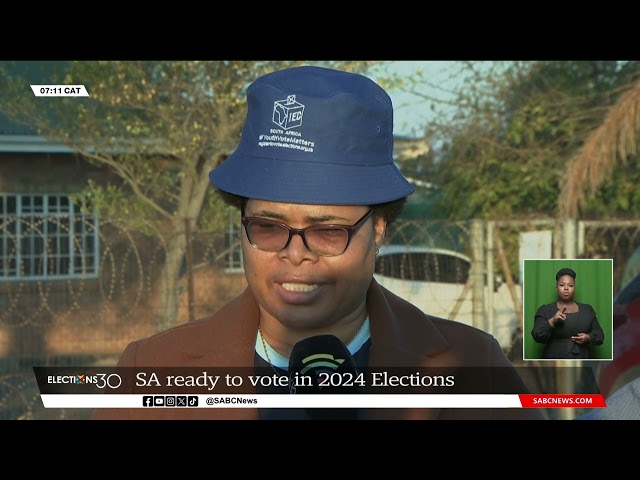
531, 302, 605, 359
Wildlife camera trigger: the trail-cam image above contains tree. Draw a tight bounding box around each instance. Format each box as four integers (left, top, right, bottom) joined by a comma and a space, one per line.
563, 73, 640, 218
416, 61, 640, 220
0, 60, 380, 331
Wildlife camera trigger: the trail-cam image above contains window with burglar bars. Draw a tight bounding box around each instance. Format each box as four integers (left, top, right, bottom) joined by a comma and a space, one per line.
0, 193, 99, 280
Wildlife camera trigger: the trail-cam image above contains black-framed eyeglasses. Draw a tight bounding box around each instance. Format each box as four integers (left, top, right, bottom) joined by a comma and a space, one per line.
241, 209, 374, 257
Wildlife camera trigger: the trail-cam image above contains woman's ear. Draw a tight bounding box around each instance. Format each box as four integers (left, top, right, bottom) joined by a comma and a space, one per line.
374, 216, 386, 249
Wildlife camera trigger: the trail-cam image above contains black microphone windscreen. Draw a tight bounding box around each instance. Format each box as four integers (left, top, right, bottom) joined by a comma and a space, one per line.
288, 334, 362, 419
288, 335, 359, 389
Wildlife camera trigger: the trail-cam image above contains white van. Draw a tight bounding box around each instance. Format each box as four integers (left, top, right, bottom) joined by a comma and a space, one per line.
373, 244, 519, 348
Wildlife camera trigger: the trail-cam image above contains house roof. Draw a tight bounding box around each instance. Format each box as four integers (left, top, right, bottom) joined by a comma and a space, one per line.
0, 61, 71, 149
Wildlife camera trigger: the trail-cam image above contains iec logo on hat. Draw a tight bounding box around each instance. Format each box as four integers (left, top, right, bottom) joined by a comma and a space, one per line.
273, 95, 304, 130
209, 65, 415, 205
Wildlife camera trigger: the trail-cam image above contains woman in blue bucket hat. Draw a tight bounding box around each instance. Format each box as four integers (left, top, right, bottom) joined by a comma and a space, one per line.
92, 66, 542, 420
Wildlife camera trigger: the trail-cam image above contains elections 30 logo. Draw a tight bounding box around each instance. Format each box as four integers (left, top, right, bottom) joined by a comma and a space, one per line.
47, 373, 122, 389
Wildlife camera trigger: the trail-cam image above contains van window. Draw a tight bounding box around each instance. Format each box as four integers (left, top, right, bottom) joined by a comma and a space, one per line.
374, 249, 470, 284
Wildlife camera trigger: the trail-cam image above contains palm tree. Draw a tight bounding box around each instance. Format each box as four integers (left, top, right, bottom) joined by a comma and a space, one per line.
562, 80, 640, 218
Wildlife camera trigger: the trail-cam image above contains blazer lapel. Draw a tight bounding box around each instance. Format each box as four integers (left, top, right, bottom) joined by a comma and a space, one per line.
366, 279, 453, 420
181, 288, 261, 419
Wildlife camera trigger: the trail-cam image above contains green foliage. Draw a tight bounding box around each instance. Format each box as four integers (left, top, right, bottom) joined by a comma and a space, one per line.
582, 154, 640, 217
429, 61, 640, 220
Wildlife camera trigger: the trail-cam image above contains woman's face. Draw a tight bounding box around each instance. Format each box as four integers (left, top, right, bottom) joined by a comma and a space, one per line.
241, 200, 386, 331
556, 275, 575, 302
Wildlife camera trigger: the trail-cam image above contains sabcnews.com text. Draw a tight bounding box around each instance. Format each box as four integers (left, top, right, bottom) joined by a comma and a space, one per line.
532, 396, 594, 405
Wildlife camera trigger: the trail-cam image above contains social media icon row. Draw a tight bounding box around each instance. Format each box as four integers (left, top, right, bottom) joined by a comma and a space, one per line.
142, 395, 198, 407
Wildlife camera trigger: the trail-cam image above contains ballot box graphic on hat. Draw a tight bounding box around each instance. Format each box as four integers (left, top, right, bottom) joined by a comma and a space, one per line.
273, 95, 305, 130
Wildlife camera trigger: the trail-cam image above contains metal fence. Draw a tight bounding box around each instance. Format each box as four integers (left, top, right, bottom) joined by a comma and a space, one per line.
1, 214, 639, 419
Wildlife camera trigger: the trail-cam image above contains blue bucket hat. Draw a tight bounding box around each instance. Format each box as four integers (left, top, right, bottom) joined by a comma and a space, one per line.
209, 65, 415, 205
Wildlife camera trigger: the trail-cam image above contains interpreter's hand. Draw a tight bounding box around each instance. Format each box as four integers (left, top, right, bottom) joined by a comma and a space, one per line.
550, 305, 567, 327
571, 333, 591, 345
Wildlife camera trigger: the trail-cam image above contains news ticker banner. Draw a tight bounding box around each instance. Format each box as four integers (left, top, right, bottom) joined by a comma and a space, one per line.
33, 366, 606, 409
40, 394, 605, 409
30, 85, 90, 97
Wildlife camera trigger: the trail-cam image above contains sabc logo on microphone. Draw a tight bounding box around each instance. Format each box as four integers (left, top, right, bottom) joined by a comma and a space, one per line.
288, 353, 346, 394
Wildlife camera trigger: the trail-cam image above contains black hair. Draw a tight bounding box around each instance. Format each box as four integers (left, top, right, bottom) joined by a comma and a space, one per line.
556, 268, 576, 282
216, 190, 407, 227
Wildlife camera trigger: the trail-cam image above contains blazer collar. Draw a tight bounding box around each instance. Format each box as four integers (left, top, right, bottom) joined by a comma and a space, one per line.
187, 278, 451, 367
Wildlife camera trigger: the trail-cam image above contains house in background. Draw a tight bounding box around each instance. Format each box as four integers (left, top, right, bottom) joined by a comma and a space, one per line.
0, 108, 125, 361
0, 114, 110, 284
0, 61, 113, 285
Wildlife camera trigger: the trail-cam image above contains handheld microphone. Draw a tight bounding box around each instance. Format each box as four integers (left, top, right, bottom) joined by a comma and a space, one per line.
288, 334, 362, 419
